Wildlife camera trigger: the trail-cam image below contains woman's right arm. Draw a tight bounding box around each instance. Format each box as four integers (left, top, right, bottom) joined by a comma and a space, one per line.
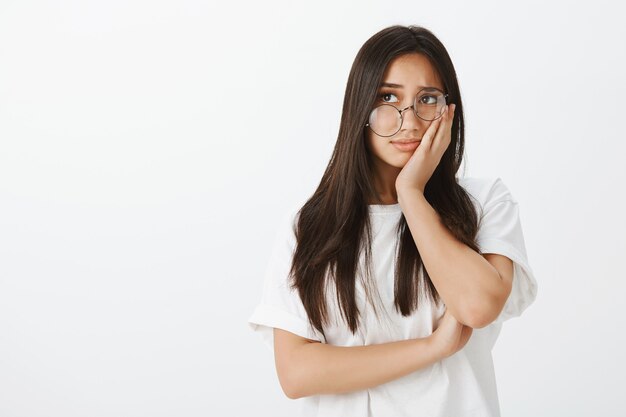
274, 308, 471, 399
274, 328, 440, 399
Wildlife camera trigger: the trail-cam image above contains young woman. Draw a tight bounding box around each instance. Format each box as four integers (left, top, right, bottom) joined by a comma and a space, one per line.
248, 25, 538, 417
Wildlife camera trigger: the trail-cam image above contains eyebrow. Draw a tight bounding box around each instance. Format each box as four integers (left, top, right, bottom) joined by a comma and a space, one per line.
379, 82, 434, 89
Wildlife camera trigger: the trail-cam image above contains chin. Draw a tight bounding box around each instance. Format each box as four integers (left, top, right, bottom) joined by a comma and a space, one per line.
372, 151, 409, 169
379, 160, 407, 170
387, 154, 410, 169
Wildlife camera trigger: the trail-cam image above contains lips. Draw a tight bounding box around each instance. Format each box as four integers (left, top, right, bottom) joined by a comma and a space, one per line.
391, 138, 421, 144
391, 140, 421, 152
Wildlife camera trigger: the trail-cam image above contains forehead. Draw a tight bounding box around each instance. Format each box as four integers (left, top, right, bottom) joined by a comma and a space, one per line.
380, 53, 443, 91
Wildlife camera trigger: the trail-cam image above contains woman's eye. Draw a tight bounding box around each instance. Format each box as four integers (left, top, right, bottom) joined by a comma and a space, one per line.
379, 92, 398, 103
419, 95, 437, 105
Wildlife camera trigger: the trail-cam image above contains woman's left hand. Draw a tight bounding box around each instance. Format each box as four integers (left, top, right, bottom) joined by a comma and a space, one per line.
394, 103, 456, 194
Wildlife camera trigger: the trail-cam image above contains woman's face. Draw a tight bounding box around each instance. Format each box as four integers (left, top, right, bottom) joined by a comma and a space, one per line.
365, 52, 445, 169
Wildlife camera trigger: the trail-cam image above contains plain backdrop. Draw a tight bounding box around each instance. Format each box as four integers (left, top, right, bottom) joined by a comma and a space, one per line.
1, 1, 625, 416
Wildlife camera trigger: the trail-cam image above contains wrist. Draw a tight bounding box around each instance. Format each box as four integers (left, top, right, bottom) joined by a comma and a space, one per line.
424, 334, 447, 362
396, 187, 425, 206
396, 184, 424, 196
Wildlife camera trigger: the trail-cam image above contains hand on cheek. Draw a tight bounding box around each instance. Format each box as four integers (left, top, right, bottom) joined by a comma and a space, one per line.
395, 104, 456, 194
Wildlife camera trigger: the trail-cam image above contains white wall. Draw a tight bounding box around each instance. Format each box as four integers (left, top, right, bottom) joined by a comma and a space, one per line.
1, 0, 624, 416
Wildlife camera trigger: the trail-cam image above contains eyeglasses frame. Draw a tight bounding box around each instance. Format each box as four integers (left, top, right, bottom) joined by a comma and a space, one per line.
365, 87, 450, 138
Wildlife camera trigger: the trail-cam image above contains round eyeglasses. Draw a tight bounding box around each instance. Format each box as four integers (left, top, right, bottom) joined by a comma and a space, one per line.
365, 87, 449, 137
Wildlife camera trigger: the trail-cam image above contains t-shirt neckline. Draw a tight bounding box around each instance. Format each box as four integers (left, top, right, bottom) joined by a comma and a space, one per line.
367, 203, 402, 214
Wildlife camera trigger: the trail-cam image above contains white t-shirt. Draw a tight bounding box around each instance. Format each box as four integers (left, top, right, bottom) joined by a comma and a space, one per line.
248, 176, 538, 417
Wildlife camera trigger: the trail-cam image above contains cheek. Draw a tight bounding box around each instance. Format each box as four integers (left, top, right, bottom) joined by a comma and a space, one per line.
367, 131, 389, 154
367, 133, 409, 167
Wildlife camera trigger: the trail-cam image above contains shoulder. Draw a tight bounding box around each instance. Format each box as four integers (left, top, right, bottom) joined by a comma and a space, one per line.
457, 176, 517, 213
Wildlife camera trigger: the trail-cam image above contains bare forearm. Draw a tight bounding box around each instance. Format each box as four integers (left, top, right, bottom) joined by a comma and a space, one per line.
397, 188, 502, 326
288, 336, 441, 399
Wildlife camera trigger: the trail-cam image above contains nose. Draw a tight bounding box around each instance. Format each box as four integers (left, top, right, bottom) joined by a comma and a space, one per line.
399, 104, 427, 132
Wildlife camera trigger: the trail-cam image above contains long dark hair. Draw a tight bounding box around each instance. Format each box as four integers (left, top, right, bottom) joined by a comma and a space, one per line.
288, 25, 481, 341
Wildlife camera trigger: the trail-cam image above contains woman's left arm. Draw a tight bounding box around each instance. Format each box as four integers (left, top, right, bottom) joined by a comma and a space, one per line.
397, 189, 513, 329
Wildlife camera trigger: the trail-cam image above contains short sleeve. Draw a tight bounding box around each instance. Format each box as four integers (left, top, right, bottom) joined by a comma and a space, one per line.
475, 179, 538, 325
247, 209, 324, 353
